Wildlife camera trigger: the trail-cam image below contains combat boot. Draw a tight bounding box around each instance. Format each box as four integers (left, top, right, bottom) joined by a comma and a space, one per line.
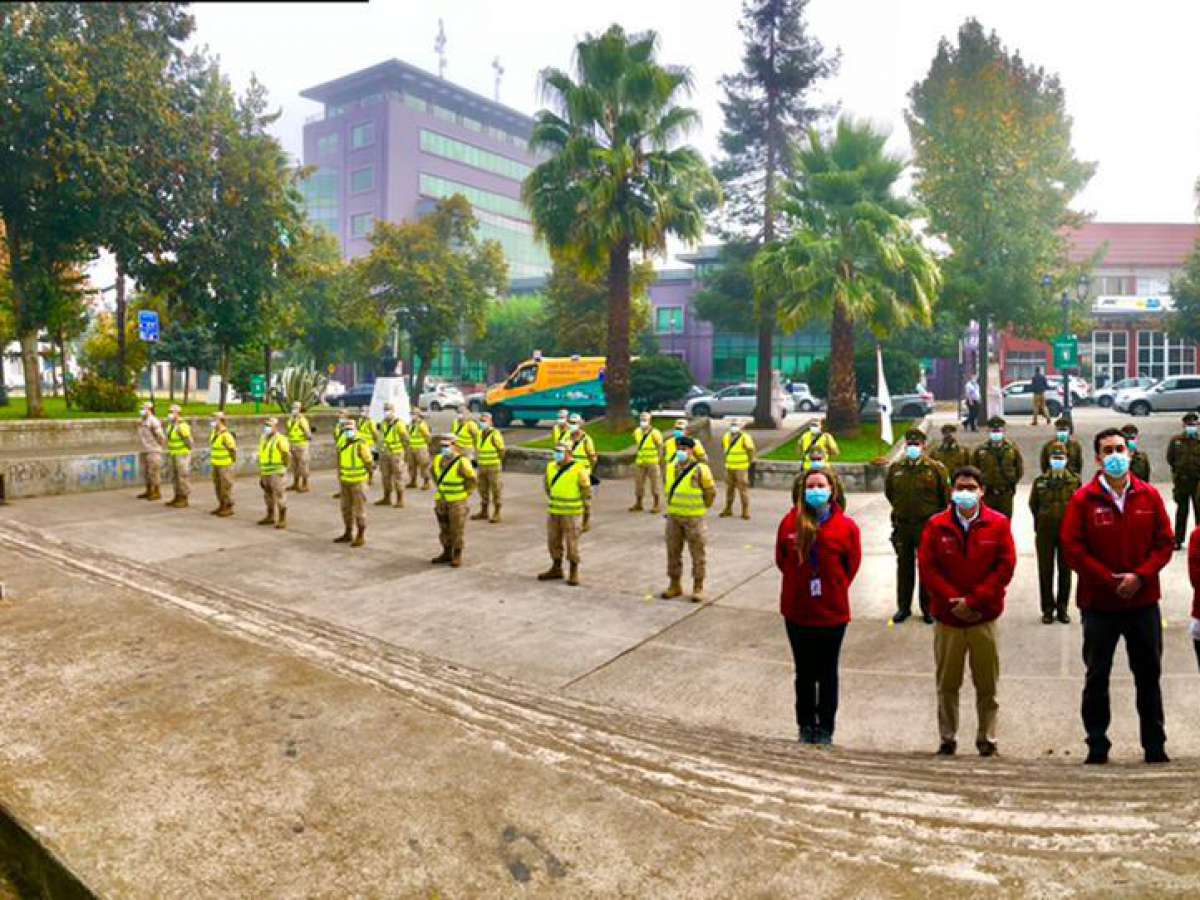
449, 548, 463, 568
649, 499, 661, 514
566, 562, 580, 586
660, 579, 683, 599
489, 505, 501, 524
175, 496, 189, 509
430, 548, 452, 564
691, 579, 706, 603
147, 486, 161, 501
287, 481, 299, 492
628, 500, 644, 512
351, 525, 365, 548
470, 503, 489, 521
256, 513, 274, 526
274, 508, 287, 530
393, 494, 404, 509
136, 488, 151, 499
333, 528, 352, 544
537, 560, 564, 581
299, 478, 310, 493
209, 504, 223, 515
374, 492, 391, 507
719, 505, 733, 518
741, 507, 751, 520
216, 504, 234, 518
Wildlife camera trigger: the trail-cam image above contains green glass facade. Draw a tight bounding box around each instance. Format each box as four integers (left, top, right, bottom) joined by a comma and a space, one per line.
712, 329, 831, 383
419, 172, 526, 220
420, 129, 532, 181
300, 167, 339, 236
420, 344, 487, 383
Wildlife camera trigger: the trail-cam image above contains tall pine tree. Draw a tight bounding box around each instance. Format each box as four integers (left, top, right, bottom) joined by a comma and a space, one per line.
712, 0, 837, 426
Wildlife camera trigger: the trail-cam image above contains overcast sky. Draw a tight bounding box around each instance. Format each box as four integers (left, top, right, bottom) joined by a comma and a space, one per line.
90, 0, 1200, 287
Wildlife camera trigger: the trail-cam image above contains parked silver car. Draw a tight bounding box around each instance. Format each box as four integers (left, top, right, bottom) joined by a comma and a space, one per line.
685, 383, 791, 419
859, 389, 935, 418
785, 382, 825, 412
1002, 380, 1064, 418
1094, 376, 1156, 408
1115, 375, 1200, 416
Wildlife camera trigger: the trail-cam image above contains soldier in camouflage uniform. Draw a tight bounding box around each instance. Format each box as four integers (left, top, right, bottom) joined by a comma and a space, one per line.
972, 416, 1023, 518
1028, 441, 1081, 624
1039, 417, 1083, 476
930, 423, 970, 474
885, 428, 950, 624
1167, 412, 1200, 549
1121, 423, 1151, 483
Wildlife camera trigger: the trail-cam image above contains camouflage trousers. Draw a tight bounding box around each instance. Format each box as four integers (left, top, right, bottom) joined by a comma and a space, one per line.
339, 481, 366, 529
547, 513, 582, 564
666, 515, 707, 583
634, 463, 661, 507
380, 451, 407, 501
723, 469, 750, 515
289, 443, 310, 485
169, 454, 191, 499
478, 465, 502, 511
260, 473, 286, 522
435, 498, 468, 552
212, 465, 234, 509
141, 451, 162, 491
407, 447, 432, 488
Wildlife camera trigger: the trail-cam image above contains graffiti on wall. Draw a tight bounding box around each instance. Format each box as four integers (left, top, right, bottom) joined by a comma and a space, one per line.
77, 454, 139, 487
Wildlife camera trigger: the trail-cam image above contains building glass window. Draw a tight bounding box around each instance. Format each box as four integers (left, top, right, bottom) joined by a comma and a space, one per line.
1003, 350, 1048, 383
350, 166, 374, 194
300, 167, 339, 236
1136, 330, 1195, 380
316, 132, 339, 158
350, 212, 374, 239
361, 92, 383, 107
712, 330, 830, 385
419, 172, 527, 221
1090, 276, 1136, 297
404, 93, 428, 113
351, 121, 375, 149
461, 116, 482, 132
432, 105, 457, 124
419, 130, 532, 182
327, 104, 347, 119
1092, 330, 1128, 388
655, 307, 684, 334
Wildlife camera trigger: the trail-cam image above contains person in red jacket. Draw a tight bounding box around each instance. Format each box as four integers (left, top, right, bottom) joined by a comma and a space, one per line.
1188, 527, 1200, 670
1061, 427, 1175, 765
917, 465, 1016, 757
776, 469, 862, 745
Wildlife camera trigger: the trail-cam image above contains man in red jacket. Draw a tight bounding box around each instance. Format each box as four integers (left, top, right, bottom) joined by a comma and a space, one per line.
917, 465, 1016, 757
1061, 427, 1174, 765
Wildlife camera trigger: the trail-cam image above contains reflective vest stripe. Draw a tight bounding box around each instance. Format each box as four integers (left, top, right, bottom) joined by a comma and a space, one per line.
666, 462, 708, 517
338, 440, 369, 483
477, 429, 501, 466
259, 435, 286, 475
434, 456, 468, 502
635, 428, 660, 465
453, 421, 475, 450
356, 418, 376, 447
382, 420, 406, 453
166, 422, 191, 456
724, 433, 751, 470
546, 462, 584, 515
209, 431, 234, 467
408, 423, 428, 448
287, 415, 310, 445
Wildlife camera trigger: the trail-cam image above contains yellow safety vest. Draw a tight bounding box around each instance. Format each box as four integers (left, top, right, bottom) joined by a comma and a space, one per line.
258, 434, 289, 476
477, 428, 503, 466
551, 423, 569, 445
453, 419, 477, 452
356, 417, 377, 449
338, 438, 369, 484
665, 461, 710, 518
569, 432, 596, 471
433, 454, 471, 502
546, 460, 585, 516
209, 430, 235, 467
381, 418, 406, 454
166, 421, 192, 457
633, 427, 662, 465
287, 414, 310, 446
723, 432, 754, 471
408, 421, 429, 449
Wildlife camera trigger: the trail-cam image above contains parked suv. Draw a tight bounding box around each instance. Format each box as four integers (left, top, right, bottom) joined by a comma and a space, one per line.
1094, 376, 1156, 408
1002, 380, 1063, 418
1115, 376, 1200, 416
785, 382, 824, 412
685, 383, 792, 419
326, 382, 375, 408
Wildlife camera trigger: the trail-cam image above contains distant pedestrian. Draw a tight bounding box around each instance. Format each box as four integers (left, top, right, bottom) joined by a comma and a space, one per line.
964, 376, 981, 432
776, 468, 862, 745
136, 401, 166, 501
208, 412, 237, 518
798, 418, 839, 470
918, 465, 1016, 757
719, 420, 756, 520
885, 428, 950, 625
1029, 441, 1081, 624
1061, 427, 1174, 765
164, 404, 193, 508
286, 401, 312, 492
1030, 367, 1051, 426
256, 417, 290, 530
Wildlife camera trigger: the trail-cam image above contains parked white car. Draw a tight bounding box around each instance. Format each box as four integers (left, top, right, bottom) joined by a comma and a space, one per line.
785, 382, 825, 412
1094, 376, 1156, 408
1115, 375, 1200, 416
419, 381, 465, 411
685, 383, 791, 419
1003, 380, 1064, 418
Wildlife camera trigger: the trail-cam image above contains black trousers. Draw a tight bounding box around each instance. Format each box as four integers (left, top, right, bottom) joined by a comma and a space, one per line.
965, 401, 980, 432
1173, 481, 1200, 545
1081, 605, 1165, 753
785, 621, 847, 736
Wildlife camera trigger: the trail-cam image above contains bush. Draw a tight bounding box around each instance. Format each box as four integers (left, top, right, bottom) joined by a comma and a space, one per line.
72, 373, 139, 413
275, 365, 328, 412
631, 355, 694, 413
803, 349, 921, 406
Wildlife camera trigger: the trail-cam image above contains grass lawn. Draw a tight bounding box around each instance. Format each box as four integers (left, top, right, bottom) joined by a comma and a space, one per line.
762, 420, 911, 463
0, 396, 287, 421
522, 416, 676, 452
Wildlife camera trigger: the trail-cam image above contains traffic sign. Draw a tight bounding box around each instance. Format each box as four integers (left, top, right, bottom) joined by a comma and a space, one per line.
249, 375, 267, 401
137, 310, 160, 343
1053, 336, 1078, 369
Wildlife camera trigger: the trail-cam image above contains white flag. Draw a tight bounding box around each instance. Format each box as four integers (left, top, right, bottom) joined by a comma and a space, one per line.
876, 345, 894, 446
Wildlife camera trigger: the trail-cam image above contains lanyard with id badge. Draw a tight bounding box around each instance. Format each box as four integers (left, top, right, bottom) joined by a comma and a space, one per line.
808, 540, 822, 598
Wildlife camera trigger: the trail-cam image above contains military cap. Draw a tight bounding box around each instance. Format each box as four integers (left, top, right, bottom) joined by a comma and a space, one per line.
291, 401, 302, 411
1054, 417, 1072, 430
904, 428, 927, 443
940, 423, 957, 434
1047, 441, 1068, 456
987, 416, 1006, 428
265, 416, 278, 426
676, 435, 696, 449
568, 412, 583, 425
674, 418, 688, 429
169, 404, 181, 414
1120, 423, 1139, 437
1185, 413, 1199, 424
213, 411, 226, 420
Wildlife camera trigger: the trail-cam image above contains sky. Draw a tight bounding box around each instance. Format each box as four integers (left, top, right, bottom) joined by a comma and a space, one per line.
90, 0, 1200, 287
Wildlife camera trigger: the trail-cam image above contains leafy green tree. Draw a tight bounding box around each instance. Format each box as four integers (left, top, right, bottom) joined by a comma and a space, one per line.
156, 320, 217, 405
631, 355, 694, 413
693, 241, 757, 333
756, 119, 941, 437
543, 257, 654, 358
524, 24, 719, 431
1169, 241, 1200, 347
906, 19, 1095, 419
469, 294, 555, 377
360, 195, 507, 398
713, 0, 837, 426
802, 348, 920, 407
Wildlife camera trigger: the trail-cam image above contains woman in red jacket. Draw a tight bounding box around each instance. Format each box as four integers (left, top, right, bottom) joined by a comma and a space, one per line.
1188, 528, 1200, 670
776, 469, 862, 745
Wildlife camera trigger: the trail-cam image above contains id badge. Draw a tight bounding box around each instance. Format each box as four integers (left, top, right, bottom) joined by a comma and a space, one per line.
810, 578, 822, 597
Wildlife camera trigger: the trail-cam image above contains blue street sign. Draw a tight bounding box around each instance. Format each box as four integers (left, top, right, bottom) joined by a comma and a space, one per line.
138, 310, 160, 343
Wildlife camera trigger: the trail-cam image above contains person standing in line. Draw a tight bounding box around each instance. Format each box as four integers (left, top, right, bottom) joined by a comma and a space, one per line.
661, 436, 716, 602
567, 413, 599, 532
1187, 526, 1200, 671
792, 447, 846, 511
719, 420, 756, 520
333, 420, 374, 547
798, 418, 840, 470
355, 405, 379, 456
1040, 417, 1084, 476
471, 411, 506, 523
972, 416, 1023, 518
256, 417, 291, 530
452, 407, 480, 457
963, 375, 981, 432
629, 412, 664, 513
406, 408, 433, 490
538, 441, 592, 586
286, 402, 312, 493
918, 465, 1016, 757
376, 402, 409, 509
551, 409, 571, 446
1166, 412, 1200, 550
930, 423, 970, 476
776, 468, 862, 745
1029, 441, 1082, 624
164, 404, 193, 508
1030, 367, 1051, 426
430, 435, 477, 567
208, 412, 237, 518
1122, 423, 1151, 483
136, 401, 166, 501
885, 428, 950, 625
663, 418, 708, 463
1061, 427, 1174, 765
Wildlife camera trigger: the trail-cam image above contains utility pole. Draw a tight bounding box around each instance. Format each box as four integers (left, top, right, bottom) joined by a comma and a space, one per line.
492, 57, 504, 102
435, 19, 447, 79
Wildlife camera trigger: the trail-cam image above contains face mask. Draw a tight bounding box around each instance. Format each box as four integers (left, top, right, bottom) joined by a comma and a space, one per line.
440, 446, 454, 458
904, 445, 921, 461
810, 425, 820, 435
263, 425, 273, 435
1056, 430, 1069, 443
675, 450, 687, 465
345, 428, 357, 439
140, 410, 148, 418
730, 425, 741, 434
1050, 457, 1067, 472
1127, 439, 1137, 450
210, 420, 218, 430
553, 449, 565, 463
640, 420, 650, 428
1187, 427, 1198, 438
804, 487, 832, 508
989, 431, 1004, 443
674, 429, 683, 438
1103, 453, 1130, 477
952, 490, 979, 512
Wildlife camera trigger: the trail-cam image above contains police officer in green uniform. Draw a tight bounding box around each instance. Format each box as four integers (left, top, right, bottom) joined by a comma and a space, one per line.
930, 423, 970, 474
1121, 423, 1151, 483
972, 416, 1023, 518
1028, 441, 1081, 624
1166, 412, 1200, 549
885, 428, 950, 624
1039, 417, 1083, 476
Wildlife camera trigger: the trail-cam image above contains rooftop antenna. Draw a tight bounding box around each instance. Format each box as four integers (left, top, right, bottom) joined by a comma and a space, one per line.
492, 56, 504, 102
435, 19, 447, 79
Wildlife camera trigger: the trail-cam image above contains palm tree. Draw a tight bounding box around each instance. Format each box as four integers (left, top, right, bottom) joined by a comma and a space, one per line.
523, 24, 719, 431
756, 118, 941, 437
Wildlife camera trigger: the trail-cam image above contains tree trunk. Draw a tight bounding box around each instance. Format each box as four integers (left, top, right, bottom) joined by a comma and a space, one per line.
49, 345, 59, 398
183, 368, 190, 406
58, 328, 69, 409
168, 362, 175, 402
115, 271, 128, 386
605, 238, 633, 431
219, 346, 229, 412
978, 314, 990, 423
0, 341, 8, 406
264, 343, 272, 404
826, 297, 859, 437
19, 330, 44, 418
413, 349, 432, 406
752, 16, 780, 430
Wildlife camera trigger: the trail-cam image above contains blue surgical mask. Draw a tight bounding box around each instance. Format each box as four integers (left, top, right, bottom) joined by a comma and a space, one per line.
989, 431, 1004, 443
553, 449, 565, 463
809, 459, 826, 471
263, 425, 272, 435
905, 445, 921, 461
675, 450, 687, 465
345, 428, 357, 439
1050, 457, 1067, 472
952, 490, 979, 511
673, 429, 683, 439
1127, 439, 1137, 450
1187, 426, 1198, 438
804, 487, 832, 508
1103, 453, 1130, 477
1056, 430, 1069, 443
440, 446, 454, 458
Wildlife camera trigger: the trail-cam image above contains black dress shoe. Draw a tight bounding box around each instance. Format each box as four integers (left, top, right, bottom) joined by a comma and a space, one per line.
1056, 610, 1071, 624
892, 609, 912, 625
936, 740, 956, 756
1084, 749, 1109, 765
1041, 613, 1055, 624
922, 613, 934, 625
977, 741, 998, 757
1145, 748, 1171, 764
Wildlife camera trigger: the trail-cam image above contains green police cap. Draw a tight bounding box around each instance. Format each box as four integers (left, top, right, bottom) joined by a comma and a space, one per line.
904, 428, 926, 443
987, 416, 1006, 428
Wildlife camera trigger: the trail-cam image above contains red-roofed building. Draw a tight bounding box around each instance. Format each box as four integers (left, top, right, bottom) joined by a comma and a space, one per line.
999, 222, 1200, 390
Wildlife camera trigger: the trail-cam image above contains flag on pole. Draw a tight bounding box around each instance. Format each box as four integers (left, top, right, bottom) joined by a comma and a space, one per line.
876, 344, 894, 447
